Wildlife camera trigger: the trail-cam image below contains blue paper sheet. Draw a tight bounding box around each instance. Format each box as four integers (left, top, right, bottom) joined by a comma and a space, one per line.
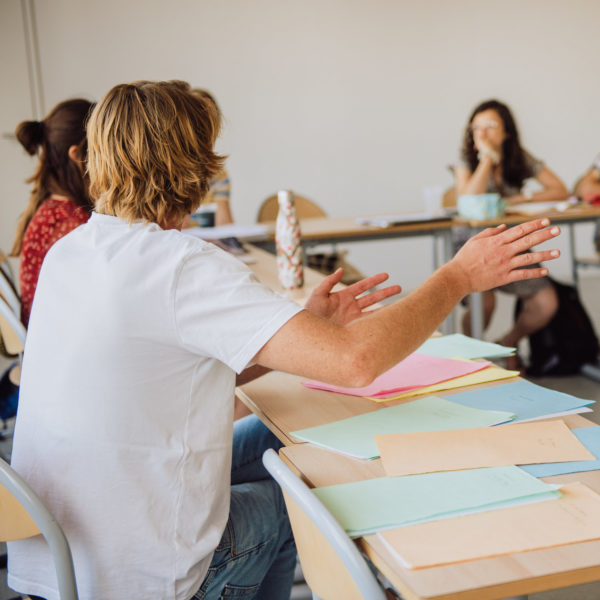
447, 380, 594, 423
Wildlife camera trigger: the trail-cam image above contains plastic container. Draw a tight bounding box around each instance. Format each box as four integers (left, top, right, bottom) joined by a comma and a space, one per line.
457, 194, 506, 220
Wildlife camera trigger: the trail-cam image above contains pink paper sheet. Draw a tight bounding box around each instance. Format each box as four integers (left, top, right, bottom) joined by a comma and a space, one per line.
302, 353, 491, 398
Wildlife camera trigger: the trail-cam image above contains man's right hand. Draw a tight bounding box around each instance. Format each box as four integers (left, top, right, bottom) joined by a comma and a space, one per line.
448, 218, 561, 296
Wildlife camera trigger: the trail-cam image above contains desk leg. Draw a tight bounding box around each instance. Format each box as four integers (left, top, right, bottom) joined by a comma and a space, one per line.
582, 362, 600, 382
568, 223, 578, 287
439, 230, 456, 334
470, 292, 484, 339
431, 234, 439, 272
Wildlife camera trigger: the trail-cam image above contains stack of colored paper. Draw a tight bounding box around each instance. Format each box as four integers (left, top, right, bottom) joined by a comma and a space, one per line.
312, 466, 561, 537
291, 395, 514, 459
302, 353, 491, 398
521, 426, 600, 477
378, 482, 600, 568
375, 420, 594, 477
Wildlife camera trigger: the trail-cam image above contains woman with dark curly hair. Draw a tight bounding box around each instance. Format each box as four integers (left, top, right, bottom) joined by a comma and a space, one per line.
456, 99, 568, 204
453, 99, 568, 367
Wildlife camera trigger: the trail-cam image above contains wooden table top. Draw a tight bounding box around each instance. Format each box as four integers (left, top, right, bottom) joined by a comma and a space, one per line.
239, 242, 600, 599
455, 203, 600, 229
258, 204, 600, 245
280, 440, 600, 600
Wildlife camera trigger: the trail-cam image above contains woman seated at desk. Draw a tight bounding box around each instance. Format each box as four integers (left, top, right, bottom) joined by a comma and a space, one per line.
452, 99, 568, 365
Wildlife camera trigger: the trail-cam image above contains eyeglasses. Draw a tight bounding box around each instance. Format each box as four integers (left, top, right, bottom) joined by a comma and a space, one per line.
471, 120, 501, 134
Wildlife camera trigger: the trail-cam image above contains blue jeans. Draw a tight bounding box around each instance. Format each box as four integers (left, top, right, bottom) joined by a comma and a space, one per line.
193, 415, 296, 600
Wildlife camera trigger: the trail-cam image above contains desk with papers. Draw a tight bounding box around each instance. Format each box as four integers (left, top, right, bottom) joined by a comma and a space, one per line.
235, 249, 600, 598
238, 366, 600, 599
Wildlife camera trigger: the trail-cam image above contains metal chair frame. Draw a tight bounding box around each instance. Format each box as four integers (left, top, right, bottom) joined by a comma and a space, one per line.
262, 449, 387, 600
0, 457, 79, 599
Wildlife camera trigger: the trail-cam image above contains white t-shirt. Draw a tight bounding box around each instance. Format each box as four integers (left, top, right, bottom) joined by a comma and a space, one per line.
8, 213, 302, 600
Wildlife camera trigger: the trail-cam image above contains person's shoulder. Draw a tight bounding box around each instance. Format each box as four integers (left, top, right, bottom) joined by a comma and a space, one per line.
146, 228, 242, 274
522, 148, 545, 174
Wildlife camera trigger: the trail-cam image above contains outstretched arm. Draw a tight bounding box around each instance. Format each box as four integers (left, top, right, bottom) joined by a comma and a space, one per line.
455, 156, 496, 196
253, 218, 561, 387
505, 167, 569, 205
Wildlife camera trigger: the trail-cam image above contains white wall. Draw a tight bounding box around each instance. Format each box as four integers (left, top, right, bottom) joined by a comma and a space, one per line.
2, 0, 599, 291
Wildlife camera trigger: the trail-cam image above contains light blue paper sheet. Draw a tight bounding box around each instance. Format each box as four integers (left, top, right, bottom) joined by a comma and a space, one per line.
291, 396, 514, 459
312, 465, 561, 537
447, 380, 594, 423
521, 426, 600, 477
417, 333, 515, 359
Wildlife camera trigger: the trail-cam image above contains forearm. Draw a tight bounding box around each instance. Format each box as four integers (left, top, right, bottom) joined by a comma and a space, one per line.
457, 157, 495, 195
506, 187, 569, 205
342, 262, 467, 374
255, 263, 467, 387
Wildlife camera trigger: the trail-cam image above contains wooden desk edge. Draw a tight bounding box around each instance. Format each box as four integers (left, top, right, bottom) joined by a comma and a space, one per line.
362, 533, 600, 600
235, 387, 298, 446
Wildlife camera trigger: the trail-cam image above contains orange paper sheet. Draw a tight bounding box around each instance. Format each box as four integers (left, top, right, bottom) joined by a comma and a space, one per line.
379, 482, 600, 569
376, 420, 594, 477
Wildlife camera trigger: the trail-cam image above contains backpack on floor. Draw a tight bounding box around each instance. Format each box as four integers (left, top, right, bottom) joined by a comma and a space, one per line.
515, 278, 599, 376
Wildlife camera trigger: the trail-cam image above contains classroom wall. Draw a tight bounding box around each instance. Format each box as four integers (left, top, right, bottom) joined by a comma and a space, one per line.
1, 0, 599, 291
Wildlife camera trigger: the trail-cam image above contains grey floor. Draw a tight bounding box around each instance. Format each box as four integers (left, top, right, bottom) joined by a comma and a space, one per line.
1, 274, 599, 600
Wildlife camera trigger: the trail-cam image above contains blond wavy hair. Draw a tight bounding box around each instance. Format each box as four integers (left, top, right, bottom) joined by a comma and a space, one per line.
87, 80, 224, 226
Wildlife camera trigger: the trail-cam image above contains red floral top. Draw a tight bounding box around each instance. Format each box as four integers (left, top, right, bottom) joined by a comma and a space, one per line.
20, 196, 90, 326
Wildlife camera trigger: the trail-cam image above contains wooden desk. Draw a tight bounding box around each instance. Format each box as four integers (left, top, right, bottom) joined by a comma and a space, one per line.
280, 442, 600, 600
237, 368, 600, 600
240, 245, 600, 599
256, 214, 455, 273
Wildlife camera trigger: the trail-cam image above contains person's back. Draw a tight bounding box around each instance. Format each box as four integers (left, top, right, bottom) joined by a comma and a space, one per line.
10, 211, 302, 599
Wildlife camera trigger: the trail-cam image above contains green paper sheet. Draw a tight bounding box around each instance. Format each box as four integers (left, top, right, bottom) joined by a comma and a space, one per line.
417, 333, 515, 359
291, 395, 514, 459
313, 465, 561, 537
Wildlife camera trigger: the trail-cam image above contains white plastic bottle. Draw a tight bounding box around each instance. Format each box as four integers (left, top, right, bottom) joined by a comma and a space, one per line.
275, 190, 304, 289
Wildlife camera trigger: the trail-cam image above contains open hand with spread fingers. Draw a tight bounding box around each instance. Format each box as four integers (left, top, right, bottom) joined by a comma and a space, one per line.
305, 268, 402, 326
449, 218, 561, 295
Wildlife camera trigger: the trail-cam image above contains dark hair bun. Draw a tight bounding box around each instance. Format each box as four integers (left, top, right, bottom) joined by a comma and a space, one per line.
15, 120, 44, 155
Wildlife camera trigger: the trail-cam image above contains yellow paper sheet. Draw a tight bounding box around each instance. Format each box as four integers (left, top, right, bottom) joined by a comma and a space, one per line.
376, 420, 594, 477
379, 482, 600, 569
367, 364, 519, 403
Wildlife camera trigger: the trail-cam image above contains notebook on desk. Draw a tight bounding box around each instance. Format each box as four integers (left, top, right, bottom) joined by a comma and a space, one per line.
356, 211, 452, 228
